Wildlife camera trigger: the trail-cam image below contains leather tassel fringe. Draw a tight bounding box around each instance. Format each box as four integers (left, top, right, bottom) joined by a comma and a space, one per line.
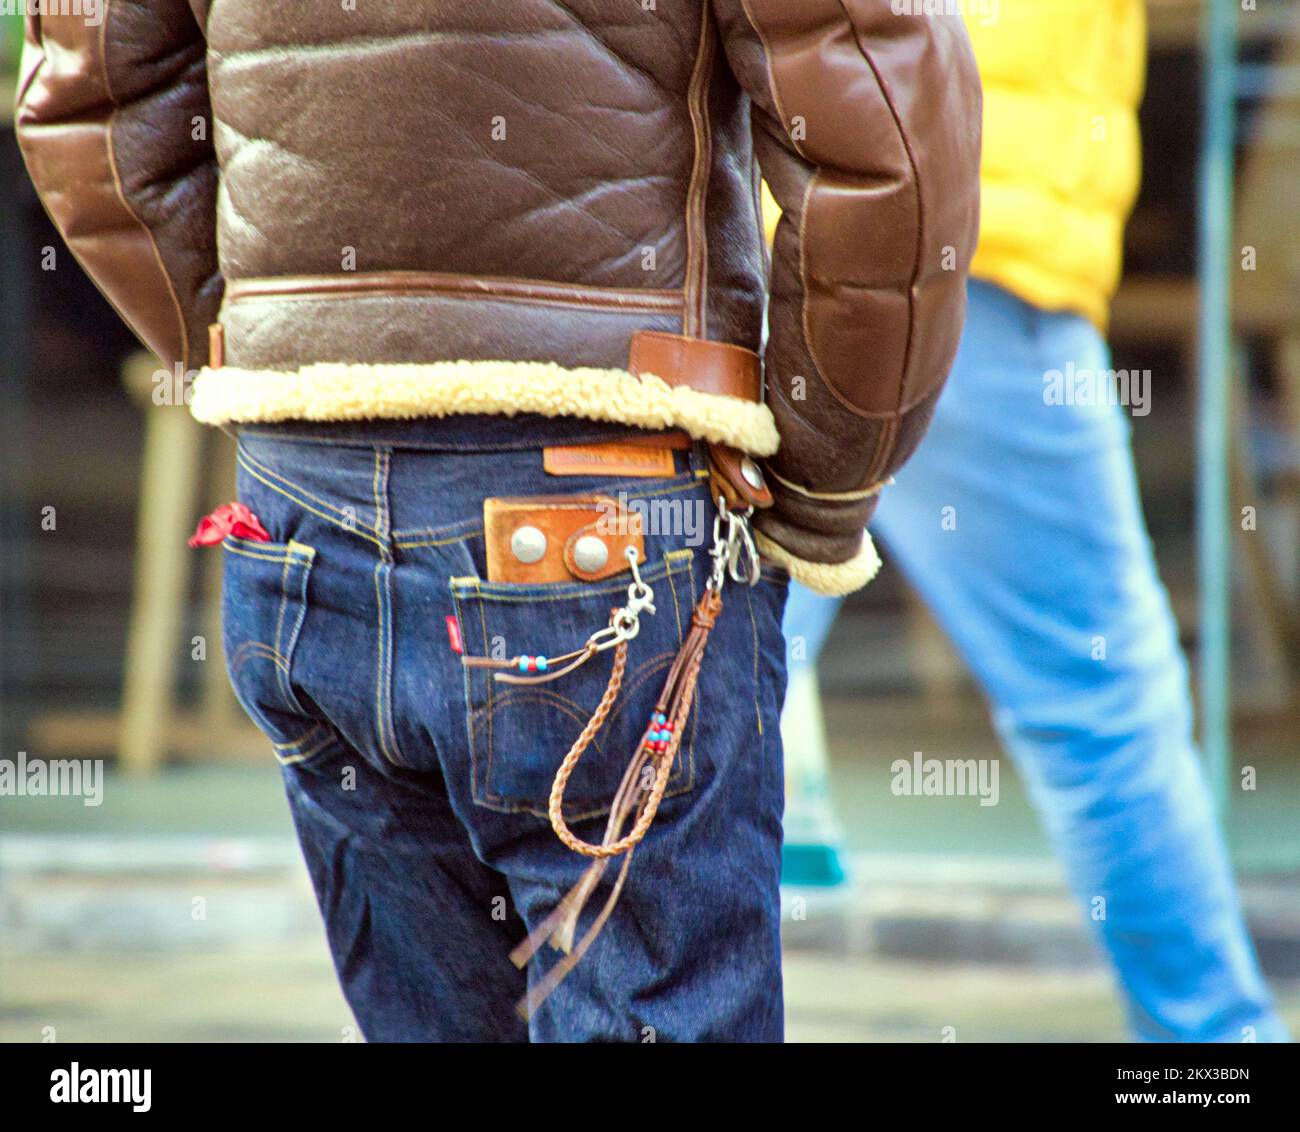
509, 587, 722, 1019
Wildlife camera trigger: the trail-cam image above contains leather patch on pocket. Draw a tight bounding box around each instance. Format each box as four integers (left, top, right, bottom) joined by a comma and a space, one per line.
484, 495, 645, 584
543, 441, 676, 478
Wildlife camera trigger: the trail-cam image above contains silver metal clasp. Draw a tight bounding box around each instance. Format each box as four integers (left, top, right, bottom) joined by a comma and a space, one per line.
709, 496, 761, 590
589, 547, 656, 651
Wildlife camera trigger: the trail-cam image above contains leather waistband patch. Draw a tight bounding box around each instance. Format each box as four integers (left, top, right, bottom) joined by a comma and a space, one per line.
543, 441, 676, 479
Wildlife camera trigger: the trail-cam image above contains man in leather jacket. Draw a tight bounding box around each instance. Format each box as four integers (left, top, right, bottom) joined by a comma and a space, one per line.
17, 1, 981, 1041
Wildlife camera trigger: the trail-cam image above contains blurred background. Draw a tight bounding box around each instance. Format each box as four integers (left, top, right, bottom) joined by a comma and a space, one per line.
2, 0, 1299, 1041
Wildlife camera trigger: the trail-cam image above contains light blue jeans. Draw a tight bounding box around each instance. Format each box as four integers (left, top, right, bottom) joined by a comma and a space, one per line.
785, 279, 1287, 1042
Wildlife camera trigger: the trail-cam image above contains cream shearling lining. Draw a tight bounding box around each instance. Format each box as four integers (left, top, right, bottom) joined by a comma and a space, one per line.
191, 360, 780, 456
755, 529, 882, 596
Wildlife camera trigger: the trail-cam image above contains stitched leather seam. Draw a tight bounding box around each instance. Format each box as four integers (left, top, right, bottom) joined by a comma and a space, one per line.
863, 415, 899, 487
744, 0, 926, 425
739, 0, 804, 161
15, 14, 43, 106
98, 1, 192, 368
795, 171, 827, 403
838, 0, 926, 416
737, 0, 839, 415
683, 6, 717, 338
225, 274, 685, 314
767, 466, 890, 502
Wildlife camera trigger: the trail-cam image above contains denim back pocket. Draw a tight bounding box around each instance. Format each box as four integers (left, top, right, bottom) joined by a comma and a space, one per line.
450, 548, 698, 822
221, 535, 329, 764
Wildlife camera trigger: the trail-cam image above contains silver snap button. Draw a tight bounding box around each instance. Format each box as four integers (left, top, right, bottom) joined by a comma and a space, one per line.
740, 456, 766, 490
572, 534, 610, 573
510, 525, 547, 564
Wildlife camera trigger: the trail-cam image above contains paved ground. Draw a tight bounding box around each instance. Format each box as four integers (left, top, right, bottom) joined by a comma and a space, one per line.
0, 939, 1137, 1044
3, 850, 1297, 1043
2, 693, 1297, 1043
4, 909, 1298, 1043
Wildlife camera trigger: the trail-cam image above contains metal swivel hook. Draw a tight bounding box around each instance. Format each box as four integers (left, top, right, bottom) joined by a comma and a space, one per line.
725, 506, 760, 587
707, 496, 762, 590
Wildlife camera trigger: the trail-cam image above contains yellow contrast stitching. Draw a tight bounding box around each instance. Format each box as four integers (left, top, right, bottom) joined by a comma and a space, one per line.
273, 556, 294, 661
451, 586, 482, 801
236, 450, 384, 547
395, 528, 483, 550
371, 450, 385, 536
239, 443, 378, 533
272, 722, 324, 753
370, 452, 404, 767
236, 457, 385, 549
276, 729, 335, 766
230, 640, 289, 677
745, 582, 763, 737
451, 558, 683, 604
272, 554, 298, 709
665, 559, 685, 646
222, 543, 306, 565
391, 479, 700, 546
372, 564, 393, 764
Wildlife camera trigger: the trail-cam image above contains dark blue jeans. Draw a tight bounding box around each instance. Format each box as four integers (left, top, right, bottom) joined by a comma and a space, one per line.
220, 414, 788, 1041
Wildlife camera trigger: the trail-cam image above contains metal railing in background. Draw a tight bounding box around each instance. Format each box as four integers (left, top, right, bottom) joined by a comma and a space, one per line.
1197, 0, 1238, 815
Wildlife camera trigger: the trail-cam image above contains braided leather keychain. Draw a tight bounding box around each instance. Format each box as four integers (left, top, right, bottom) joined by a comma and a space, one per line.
461, 496, 760, 1018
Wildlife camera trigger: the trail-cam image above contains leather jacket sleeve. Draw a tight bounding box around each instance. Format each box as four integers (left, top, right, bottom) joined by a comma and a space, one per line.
15, 1, 222, 373
713, 0, 982, 593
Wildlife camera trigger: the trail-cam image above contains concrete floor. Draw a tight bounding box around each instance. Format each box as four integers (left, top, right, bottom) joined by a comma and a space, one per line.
3, 883, 1296, 1042
2, 694, 1297, 1043
0, 940, 1137, 1044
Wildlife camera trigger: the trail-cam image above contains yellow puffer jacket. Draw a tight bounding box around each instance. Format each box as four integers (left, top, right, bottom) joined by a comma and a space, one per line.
970, 0, 1145, 329
764, 0, 1145, 330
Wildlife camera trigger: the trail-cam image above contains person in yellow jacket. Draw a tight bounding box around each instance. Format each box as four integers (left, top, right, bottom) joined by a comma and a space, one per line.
781, 0, 1288, 1041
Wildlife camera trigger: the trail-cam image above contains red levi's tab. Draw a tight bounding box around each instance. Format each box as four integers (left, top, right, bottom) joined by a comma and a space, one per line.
187, 502, 273, 547
445, 615, 464, 655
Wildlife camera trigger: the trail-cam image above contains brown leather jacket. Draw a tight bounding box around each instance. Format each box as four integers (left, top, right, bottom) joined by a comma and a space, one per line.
16, 0, 981, 594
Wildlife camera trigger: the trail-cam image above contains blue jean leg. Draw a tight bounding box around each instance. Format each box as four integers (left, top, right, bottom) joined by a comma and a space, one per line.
785, 280, 1286, 1042
280, 733, 532, 1042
